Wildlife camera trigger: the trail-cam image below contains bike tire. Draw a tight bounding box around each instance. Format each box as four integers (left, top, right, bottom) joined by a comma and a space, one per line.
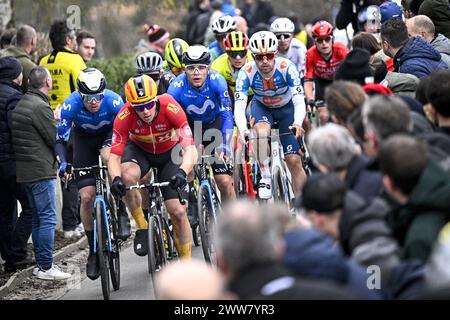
233, 148, 245, 198
272, 167, 285, 204
108, 204, 120, 291
148, 216, 165, 277
197, 184, 216, 264
163, 218, 176, 260
96, 203, 110, 300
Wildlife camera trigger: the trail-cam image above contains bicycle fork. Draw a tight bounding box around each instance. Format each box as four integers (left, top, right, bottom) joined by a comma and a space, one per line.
93, 196, 112, 253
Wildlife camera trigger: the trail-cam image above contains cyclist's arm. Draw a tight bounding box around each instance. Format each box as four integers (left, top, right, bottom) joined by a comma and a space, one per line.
304, 80, 314, 102
216, 75, 234, 148
287, 64, 307, 127
54, 99, 76, 163
109, 106, 132, 179
234, 68, 250, 133
304, 50, 315, 101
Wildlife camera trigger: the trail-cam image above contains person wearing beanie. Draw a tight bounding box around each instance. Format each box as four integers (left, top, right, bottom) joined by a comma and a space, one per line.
334, 48, 374, 86
144, 23, 171, 56
363, 83, 393, 96
0, 56, 36, 273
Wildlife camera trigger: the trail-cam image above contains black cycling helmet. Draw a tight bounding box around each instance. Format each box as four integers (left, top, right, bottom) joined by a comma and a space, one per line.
77, 68, 106, 94
182, 45, 211, 66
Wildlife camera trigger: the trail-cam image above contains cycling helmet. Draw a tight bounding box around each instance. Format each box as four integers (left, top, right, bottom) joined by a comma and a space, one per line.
165, 38, 189, 69
77, 68, 106, 95
311, 20, 334, 38
249, 31, 279, 54
269, 17, 295, 34
182, 45, 211, 65
124, 74, 157, 106
211, 15, 237, 34
357, 5, 381, 32
135, 52, 164, 74
223, 31, 249, 51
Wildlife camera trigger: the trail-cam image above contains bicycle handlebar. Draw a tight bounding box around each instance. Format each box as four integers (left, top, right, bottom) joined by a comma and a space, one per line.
124, 182, 186, 205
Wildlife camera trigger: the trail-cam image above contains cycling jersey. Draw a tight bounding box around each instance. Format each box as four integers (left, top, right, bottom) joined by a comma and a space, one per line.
278, 38, 307, 77
210, 52, 254, 98
304, 42, 349, 81
56, 89, 124, 142
208, 40, 224, 63
39, 48, 86, 110
167, 70, 234, 148
111, 94, 194, 156
234, 57, 306, 134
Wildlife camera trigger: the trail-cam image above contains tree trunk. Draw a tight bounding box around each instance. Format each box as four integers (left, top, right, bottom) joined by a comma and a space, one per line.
0, 0, 12, 30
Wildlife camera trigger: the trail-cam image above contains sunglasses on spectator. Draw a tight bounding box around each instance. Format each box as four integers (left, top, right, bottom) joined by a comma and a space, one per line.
132, 98, 157, 112
185, 64, 209, 72
276, 33, 292, 40
228, 50, 247, 59
146, 72, 161, 81
315, 36, 332, 44
253, 53, 276, 61
81, 92, 105, 104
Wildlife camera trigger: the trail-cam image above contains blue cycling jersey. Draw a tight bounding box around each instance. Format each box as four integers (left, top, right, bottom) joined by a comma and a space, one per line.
208, 40, 224, 62
57, 89, 124, 141
167, 70, 234, 147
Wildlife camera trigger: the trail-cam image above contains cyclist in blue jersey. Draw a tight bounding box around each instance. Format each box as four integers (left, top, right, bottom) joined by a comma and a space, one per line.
208, 15, 237, 63
234, 31, 307, 200
168, 45, 236, 201
54, 68, 128, 280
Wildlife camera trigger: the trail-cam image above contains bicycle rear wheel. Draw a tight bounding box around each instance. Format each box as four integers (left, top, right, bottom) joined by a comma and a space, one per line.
148, 215, 165, 277
108, 204, 120, 291
197, 184, 216, 264
273, 167, 290, 206
96, 203, 110, 300
233, 147, 246, 198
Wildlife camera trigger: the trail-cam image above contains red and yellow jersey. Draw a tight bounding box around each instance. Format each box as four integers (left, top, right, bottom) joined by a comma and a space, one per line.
111, 94, 194, 156
304, 42, 349, 81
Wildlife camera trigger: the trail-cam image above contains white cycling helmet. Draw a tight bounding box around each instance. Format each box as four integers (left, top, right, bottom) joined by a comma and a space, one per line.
211, 15, 237, 34
249, 31, 279, 54
135, 51, 164, 73
270, 17, 295, 34
182, 45, 211, 65
77, 68, 106, 94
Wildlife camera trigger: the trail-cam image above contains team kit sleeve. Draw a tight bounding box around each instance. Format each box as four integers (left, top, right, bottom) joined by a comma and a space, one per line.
109, 91, 125, 115
286, 64, 307, 127
304, 49, 315, 81
165, 96, 195, 149
110, 105, 133, 157
56, 94, 77, 142
215, 74, 234, 149
234, 68, 251, 133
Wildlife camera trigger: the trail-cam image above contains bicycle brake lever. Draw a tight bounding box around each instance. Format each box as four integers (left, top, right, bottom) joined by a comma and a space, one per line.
176, 187, 186, 205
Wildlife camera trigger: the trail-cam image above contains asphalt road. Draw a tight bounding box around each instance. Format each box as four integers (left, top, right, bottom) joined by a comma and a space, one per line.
60, 242, 204, 300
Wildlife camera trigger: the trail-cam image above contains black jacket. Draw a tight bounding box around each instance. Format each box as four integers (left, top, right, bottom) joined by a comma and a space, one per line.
335, 0, 384, 32
10, 88, 57, 183
346, 155, 383, 202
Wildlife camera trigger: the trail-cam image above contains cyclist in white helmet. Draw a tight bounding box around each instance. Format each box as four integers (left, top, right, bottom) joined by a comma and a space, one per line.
270, 17, 307, 77
234, 31, 307, 200
208, 15, 237, 63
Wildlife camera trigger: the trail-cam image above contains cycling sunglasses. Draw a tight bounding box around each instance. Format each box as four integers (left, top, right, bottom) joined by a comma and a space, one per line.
315, 36, 332, 44
81, 92, 105, 104
185, 64, 209, 72
132, 98, 157, 112
253, 53, 276, 61
276, 33, 292, 40
228, 50, 247, 59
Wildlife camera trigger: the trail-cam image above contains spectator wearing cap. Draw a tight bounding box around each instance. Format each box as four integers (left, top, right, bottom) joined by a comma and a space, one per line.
379, 135, 450, 262
308, 123, 383, 202
380, 1, 404, 24
0, 56, 35, 273
334, 48, 375, 86
380, 19, 448, 79
418, 0, 450, 40
406, 15, 450, 68
144, 24, 170, 56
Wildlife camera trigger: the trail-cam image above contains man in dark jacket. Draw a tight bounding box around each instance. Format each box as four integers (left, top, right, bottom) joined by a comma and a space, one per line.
335, 0, 384, 33
381, 19, 448, 79
418, 0, 450, 40
0, 56, 35, 273
379, 135, 450, 262
10, 66, 71, 280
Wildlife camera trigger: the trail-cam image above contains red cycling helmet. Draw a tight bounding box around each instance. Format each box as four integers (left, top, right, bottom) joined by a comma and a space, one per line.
312, 20, 334, 38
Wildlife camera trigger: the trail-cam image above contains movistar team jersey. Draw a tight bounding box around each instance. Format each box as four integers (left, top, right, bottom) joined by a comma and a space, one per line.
39, 49, 86, 110
57, 89, 124, 141
208, 40, 224, 63
167, 70, 234, 145
235, 57, 303, 108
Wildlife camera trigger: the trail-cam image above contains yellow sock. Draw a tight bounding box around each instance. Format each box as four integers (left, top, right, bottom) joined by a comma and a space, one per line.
131, 207, 148, 230
176, 242, 192, 260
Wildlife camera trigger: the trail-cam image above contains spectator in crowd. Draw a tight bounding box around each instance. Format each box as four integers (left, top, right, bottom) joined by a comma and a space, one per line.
380, 19, 448, 79
234, 15, 249, 35
424, 222, 450, 292
380, 1, 404, 24
250, 0, 274, 28
308, 123, 383, 202
143, 24, 171, 57
334, 48, 375, 86
182, 0, 210, 44
335, 0, 384, 33
10, 66, 71, 280
351, 31, 394, 72
222, 0, 239, 16
426, 70, 450, 136
0, 56, 35, 273
1, 25, 37, 93
240, 0, 255, 31
214, 200, 354, 299
39, 19, 86, 240
203, 1, 227, 47
155, 259, 227, 299
403, 0, 425, 18
187, 0, 223, 46
418, 0, 450, 40
0, 28, 16, 49
76, 30, 96, 63
406, 15, 450, 67
379, 135, 450, 262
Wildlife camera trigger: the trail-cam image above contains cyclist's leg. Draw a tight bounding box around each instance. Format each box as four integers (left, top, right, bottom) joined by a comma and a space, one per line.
157, 145, 191, 259
275, 101, 307, 194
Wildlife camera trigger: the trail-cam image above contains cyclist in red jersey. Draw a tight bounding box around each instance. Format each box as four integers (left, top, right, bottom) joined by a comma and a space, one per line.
108, 74, 198, 259
304, 20, 349, 106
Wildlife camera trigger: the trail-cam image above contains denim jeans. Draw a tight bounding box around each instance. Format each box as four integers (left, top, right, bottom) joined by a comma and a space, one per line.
26, 179, 57, 270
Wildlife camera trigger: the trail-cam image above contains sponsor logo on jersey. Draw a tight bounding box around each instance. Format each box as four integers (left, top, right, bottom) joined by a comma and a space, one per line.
280, 60, 288, 69
118, 108, 130, 120
245, 65, 252, 73
167, 103, 180, 114
155, 124, 167, 131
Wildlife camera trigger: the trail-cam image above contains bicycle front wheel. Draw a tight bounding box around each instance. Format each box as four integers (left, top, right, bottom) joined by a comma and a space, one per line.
148, 215, 165, 277
273, 167, 290, 206
96, 203, 110, 300
197, 184, 216, 264
108, 204, 120, 291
